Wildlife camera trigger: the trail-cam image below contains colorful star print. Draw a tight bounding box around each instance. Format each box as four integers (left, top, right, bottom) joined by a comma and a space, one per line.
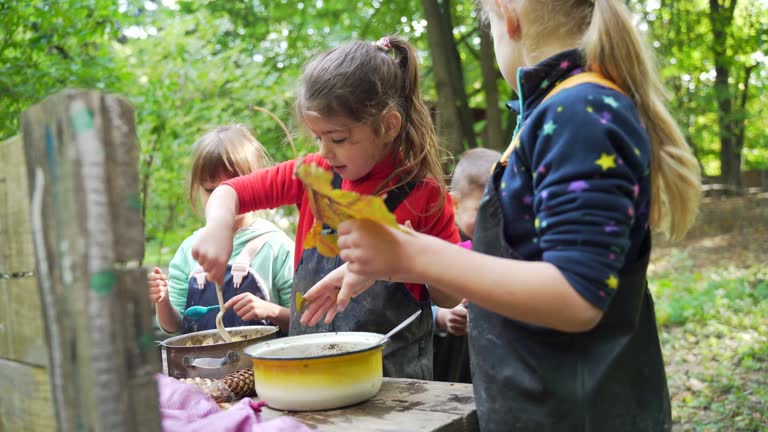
595, 153, 617, 171
606, 275, 619, 290
603, 96, 619, 108
542, 120, 557, 136
568, 180, 590, 192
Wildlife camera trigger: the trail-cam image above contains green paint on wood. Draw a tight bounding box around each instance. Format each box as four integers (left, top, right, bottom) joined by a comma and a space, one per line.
137, 333, 155, 351
71, 106, 94, 133
90, 270, 115, 295
129, 193, 141, 210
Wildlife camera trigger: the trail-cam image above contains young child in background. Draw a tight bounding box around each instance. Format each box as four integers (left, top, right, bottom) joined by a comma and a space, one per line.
191, 36, 460, 380
147, 125, 295, 334
304, 1, 701, 430
432, 148, 500, 383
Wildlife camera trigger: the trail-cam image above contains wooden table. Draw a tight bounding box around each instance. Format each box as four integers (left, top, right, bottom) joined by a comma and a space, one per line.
257, 378, 479, 431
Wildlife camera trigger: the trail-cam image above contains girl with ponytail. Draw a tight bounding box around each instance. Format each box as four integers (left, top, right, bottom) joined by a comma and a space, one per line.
192, 36, 460, 380
301, 1, 700, 430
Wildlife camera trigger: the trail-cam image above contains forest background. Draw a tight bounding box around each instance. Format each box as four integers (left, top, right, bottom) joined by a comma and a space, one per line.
2, 1, 766, 430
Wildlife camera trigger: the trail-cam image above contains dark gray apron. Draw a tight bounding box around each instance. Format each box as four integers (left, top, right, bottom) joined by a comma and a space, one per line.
182, 263, 270, 334
467, 165, 672, 431
288, 174, 434, 380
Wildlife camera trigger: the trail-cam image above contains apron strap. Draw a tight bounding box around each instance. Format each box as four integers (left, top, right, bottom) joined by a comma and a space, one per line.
497, 72, 625, 168
230, 232, 273, 299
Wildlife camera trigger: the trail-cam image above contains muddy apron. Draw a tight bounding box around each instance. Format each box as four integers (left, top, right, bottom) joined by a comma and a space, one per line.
289, 174, 434, 380
181, 264, 272, 334
467, 163, 672, 431
182, 235, 273, 334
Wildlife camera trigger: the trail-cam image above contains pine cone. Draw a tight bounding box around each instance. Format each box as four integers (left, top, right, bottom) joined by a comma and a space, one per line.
220, 368, 256, 398
178, 376, 235, 403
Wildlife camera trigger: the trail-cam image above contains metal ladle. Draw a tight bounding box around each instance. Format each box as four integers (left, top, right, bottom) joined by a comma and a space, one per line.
374, 310, 422, 346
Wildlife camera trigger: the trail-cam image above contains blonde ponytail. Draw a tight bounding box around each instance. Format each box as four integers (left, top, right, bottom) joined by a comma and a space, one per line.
581, 0, 701, 240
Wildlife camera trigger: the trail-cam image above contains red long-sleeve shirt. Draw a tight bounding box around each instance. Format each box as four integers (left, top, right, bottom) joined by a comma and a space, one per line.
224, 152, 460, 301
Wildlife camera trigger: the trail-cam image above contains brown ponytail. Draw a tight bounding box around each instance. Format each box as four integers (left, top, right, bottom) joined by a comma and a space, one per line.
581, 0, 701, 240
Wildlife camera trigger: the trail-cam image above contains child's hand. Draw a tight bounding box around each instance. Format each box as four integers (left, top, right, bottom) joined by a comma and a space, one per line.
147, 267, 169, 304
301, 263, 376, 326
444, 300, 469, 336
191, 224, 234, 286
337, 219, 414, 280
224, 292, 279, 322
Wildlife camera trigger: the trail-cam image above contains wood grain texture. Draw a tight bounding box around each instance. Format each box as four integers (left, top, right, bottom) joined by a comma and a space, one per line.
258, 378, 479, 431
0, 359, 56, 432
20, 90, 160, 432
0, 135, 36, 274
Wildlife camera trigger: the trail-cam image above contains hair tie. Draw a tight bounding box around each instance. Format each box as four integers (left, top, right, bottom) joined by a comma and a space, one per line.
374, 36, 392, 53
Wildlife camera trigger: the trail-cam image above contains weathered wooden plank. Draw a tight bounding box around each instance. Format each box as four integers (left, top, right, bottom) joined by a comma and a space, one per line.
258, 378, 479, 431
0, 278, 10, 359
0, 358, 57, 432
21, 89, 161, 432
100, 95, 144, 262
0, 135, 36, 274
3, 277, 48, 366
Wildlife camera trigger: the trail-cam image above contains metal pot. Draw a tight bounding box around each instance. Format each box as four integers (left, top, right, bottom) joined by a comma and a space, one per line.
243, 332, 388, 411
160, 325, 279, 379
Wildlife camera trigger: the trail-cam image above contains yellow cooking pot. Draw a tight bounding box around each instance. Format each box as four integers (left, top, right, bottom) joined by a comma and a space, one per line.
243, 332, 387, 411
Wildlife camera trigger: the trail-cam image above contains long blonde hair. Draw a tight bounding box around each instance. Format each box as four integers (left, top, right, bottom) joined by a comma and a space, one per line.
188, 124, 271, 212
490, 0, 701, 240
295, 36, 446, 199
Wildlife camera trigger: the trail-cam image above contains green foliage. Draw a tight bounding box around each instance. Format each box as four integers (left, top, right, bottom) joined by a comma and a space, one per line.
0, 0, 130, 139
650, 249, 768, 430
637, 0, 768, 176
2, 0, 767, 258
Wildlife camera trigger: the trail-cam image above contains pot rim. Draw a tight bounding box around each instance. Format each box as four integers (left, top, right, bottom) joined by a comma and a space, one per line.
244, 331, 389, 361
158, 325, 279, 348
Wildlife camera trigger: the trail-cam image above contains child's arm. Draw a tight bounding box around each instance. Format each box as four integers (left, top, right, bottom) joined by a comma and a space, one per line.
148, 267, 183, 333
224, 293, 290, 331
192, 185, 239, 285
337, 219, 602, 333
193, 159, 306, 285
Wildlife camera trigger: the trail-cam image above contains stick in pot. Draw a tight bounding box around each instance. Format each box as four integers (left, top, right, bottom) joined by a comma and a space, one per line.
214, 282, 233, 342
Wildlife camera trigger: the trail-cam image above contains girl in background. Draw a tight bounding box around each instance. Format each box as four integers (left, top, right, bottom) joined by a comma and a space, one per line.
148, 125, 295, 333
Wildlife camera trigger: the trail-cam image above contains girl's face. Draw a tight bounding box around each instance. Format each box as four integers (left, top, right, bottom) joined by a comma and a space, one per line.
303, 113, 397, 181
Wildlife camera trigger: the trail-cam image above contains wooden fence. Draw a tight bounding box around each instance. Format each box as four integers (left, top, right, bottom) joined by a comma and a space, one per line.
0, 90, 161, 432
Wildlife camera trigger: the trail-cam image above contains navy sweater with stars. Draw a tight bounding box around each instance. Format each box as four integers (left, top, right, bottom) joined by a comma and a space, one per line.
501, 49, 651, 310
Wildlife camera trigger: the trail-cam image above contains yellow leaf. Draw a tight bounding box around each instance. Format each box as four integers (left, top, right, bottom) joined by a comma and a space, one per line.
296, 162, 400, 257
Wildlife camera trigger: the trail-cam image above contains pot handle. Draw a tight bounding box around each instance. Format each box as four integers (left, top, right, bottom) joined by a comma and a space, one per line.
183, 351, 240, 369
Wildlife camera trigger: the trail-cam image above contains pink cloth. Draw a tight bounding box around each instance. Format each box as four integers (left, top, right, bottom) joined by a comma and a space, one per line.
458, 239, 472, 250
156, 374, 313, 432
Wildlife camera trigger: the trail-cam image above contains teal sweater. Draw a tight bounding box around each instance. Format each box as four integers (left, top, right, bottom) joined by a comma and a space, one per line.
166, 218, 295, 317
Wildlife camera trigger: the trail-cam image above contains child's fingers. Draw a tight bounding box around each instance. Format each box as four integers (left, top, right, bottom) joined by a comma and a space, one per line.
303, 267, 343, 301
302, 296, 334, 326
323, 305, 339, 324
225, 293, 249, 312
452, 307, 468, 319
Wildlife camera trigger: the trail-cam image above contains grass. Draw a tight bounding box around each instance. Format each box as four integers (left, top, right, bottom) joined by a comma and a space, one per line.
650, 240, 768, 431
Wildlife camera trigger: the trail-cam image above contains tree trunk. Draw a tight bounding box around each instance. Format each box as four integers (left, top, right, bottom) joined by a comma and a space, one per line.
421, 0, 476, 157
478, 21, 504, 151
709, 0, 742, 187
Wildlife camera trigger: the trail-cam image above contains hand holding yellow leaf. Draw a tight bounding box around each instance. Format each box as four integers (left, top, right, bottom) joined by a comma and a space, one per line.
296, 162, 401, 257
